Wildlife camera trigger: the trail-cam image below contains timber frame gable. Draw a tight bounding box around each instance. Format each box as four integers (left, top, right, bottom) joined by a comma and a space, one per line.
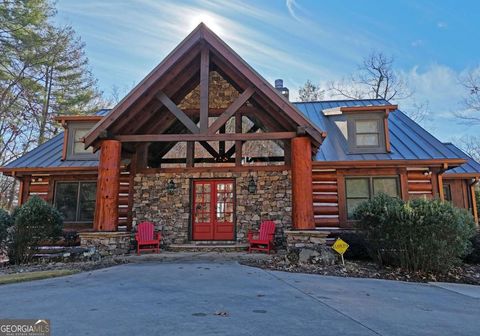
84, 23, 325, 162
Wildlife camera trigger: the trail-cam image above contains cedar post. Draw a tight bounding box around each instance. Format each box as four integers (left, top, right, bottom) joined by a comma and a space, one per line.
94, 140, 121, 231
291, 137, 314, 230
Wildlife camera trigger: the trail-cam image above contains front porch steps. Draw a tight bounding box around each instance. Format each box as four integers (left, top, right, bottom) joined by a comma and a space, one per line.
168, 242, 249, 252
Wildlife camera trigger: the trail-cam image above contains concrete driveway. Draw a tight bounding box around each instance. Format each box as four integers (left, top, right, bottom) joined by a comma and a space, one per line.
0, 255, 479, 336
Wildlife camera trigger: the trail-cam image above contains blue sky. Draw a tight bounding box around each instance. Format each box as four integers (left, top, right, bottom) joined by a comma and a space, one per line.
55, 0, 480, 142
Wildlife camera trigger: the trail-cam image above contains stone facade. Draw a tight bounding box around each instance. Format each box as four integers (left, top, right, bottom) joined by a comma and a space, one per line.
179, 71, 240, 109
79, 232, 131, 257
132, 170, 292, 246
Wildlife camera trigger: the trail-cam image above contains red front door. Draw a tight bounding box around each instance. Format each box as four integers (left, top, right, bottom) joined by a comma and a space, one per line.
192, 180, 234, 240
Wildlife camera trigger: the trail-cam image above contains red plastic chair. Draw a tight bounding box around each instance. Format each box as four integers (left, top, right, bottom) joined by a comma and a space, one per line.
135, 222, 161, 255
248, 220, 276, 254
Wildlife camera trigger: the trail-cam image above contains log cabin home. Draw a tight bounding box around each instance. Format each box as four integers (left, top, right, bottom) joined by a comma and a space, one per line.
0, 24, 479, 251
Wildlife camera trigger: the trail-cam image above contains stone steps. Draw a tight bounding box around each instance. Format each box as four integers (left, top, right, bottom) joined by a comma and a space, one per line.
168, 243, 249, 252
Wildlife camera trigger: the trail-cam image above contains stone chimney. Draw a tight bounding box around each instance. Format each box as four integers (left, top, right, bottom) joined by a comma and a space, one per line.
274, 79, 289, 100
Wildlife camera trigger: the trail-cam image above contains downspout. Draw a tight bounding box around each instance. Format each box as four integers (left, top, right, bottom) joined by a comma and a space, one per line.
469, 177, 479, 226
469, 177, 479, 188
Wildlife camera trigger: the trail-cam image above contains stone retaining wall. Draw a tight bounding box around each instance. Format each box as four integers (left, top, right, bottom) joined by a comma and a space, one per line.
132, 170, 292, 246
79, 232, 131, 257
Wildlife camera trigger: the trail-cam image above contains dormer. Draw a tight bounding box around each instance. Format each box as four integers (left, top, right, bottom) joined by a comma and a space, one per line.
323, 104, 397, 154
55, 116, 103, 160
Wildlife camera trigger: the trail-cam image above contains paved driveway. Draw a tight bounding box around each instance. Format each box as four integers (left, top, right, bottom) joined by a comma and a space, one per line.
1, 256, 479, 336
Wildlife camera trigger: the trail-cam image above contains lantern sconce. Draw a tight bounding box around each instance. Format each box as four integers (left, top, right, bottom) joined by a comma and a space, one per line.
166, 179, 176, 195
247, 176, 257, 194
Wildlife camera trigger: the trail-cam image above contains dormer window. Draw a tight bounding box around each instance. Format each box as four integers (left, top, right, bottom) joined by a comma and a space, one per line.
56, 115, 102, 161
355, 119, 381, 147
339, 105, 397, 154
346, 113, 387, 154
66, 123, 98, 160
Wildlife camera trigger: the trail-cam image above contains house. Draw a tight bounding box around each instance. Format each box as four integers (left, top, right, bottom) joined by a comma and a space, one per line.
1, 24, 478, 252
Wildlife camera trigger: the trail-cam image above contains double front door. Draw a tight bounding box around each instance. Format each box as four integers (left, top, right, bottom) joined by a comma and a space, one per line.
192, 180, 235, 240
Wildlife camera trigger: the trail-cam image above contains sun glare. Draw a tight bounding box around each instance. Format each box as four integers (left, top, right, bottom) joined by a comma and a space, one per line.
188, 12, 224, 35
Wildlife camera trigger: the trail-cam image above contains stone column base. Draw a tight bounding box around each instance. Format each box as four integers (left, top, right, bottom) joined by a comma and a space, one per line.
79, 232, 132, 257
284, 230, 336, 265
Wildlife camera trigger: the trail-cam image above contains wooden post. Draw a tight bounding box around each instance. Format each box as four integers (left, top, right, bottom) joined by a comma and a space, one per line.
291, 137, 314, 230
186, 141, 195, 167
235, 113, 242, 166
94, 140, 121, 231
199, 48, 209, 133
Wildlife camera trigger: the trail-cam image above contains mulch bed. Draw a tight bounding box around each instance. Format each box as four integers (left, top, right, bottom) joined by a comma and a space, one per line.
0, 257, 129, 276
242, 256, 480, 285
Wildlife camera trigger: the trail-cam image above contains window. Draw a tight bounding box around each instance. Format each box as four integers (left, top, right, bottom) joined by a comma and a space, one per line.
54, 182, 96, 222
347, 114, 386, 153
443, 184, 452, 202
345, 177, 400, 218
66, 123, 97, 160
73, 129, 93, 155
355, 120, 380, 146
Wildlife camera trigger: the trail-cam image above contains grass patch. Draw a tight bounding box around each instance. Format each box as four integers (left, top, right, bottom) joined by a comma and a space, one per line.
0, 269, 78, 285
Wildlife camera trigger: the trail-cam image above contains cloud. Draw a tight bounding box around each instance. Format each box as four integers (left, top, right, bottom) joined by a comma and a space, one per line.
285, 0, 301, 21
437, 21, 448, 29
411, 39, 424, 48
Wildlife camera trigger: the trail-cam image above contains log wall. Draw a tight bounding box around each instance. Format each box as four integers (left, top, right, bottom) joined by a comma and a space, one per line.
311, 164, 440, 228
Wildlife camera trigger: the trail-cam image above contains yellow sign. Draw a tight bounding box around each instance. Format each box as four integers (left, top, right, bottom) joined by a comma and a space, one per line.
332, 238, 349, 255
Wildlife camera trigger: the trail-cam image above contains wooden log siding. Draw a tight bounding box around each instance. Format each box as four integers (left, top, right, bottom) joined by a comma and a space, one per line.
311, 169, 340, 227
118, 169, 132, 230
407, 168, 434, 198
28, 175, 50, 201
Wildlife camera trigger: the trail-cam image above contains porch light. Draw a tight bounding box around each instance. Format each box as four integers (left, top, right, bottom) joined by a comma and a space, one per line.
247, 176, 257, 194
166, 179, 176, 195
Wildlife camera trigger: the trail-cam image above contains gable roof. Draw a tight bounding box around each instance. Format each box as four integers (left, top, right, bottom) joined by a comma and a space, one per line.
443, 143, 480, 177
84, 23, 324, 148
295, 99, 466, 165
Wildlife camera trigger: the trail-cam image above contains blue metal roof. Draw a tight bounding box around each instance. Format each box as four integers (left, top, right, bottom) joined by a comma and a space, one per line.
443, 143, 480, 176
3, 133, 98, 169
293, 99, 461, 162
1, 102, 472, 171
1, 109, 111, 170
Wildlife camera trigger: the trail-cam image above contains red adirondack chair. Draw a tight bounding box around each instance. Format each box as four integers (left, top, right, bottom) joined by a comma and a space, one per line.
135, 222, 161, 255
248, 220, 276, 254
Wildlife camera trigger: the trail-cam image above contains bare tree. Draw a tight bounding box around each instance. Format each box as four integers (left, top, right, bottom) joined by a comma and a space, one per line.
403, 100, 430, 123
329, 51, 411, 101
453, 136, 480, 162
456, 68, 480, 123
298, 80, 325, 102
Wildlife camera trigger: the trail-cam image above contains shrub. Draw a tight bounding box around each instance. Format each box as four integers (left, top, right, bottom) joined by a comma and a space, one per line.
465, 232, 480, 264
8, 196, 63, 264
476, 189, 480, 219
328, 231, 370, 260
353, 194, 476, 273
0, 208, 13, 249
